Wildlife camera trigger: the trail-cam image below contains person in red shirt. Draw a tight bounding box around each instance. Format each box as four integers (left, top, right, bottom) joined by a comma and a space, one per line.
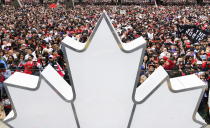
202, 58, 210, 71
163, 58, 175, 70
23, 54, 35, 75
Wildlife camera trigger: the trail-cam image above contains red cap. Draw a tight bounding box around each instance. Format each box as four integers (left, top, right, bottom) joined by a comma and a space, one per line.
163, 56, 168, 60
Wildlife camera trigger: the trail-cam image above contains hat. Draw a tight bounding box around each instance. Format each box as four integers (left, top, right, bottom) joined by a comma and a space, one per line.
148, 64, 155, 68
21, 44, 27, 47
0, 63, 5, 69
194, 43, 200, 46
185, 42, 191, 45
198, 72, 205, 76
49, 55, 53, 58
163, 56, 168, 60
173, 52, 178, 56
186, 45, 191, 48
174, 38, 180, 42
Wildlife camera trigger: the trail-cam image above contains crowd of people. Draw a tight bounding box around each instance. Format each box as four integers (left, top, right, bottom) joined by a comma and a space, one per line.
0, 2, 209, 123
107, 6, 209, 82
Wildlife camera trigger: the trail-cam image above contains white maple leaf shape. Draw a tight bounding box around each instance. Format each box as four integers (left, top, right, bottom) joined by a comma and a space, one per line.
1, 11, 208, 128
3, 65, 78, 128
62, 11, 207, 128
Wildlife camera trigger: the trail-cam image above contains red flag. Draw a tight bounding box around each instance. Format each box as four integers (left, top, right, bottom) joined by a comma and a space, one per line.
49, 3, 57, 8
56, 62, 65, 77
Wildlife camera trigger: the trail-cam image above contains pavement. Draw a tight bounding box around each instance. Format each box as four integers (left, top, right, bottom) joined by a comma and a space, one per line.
0, 122, 209, 128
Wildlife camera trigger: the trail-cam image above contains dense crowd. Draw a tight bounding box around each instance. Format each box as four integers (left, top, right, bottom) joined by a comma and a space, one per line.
0, 3, 209, 122
107, 6, 209, 83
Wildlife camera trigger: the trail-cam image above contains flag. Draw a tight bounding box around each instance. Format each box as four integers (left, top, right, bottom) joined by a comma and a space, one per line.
177, 25, 209, 43
56, 62, 65, 77
49, 3, 57, 8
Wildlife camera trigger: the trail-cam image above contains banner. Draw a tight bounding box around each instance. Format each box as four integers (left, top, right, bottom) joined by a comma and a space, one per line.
177, 25, 209, 43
